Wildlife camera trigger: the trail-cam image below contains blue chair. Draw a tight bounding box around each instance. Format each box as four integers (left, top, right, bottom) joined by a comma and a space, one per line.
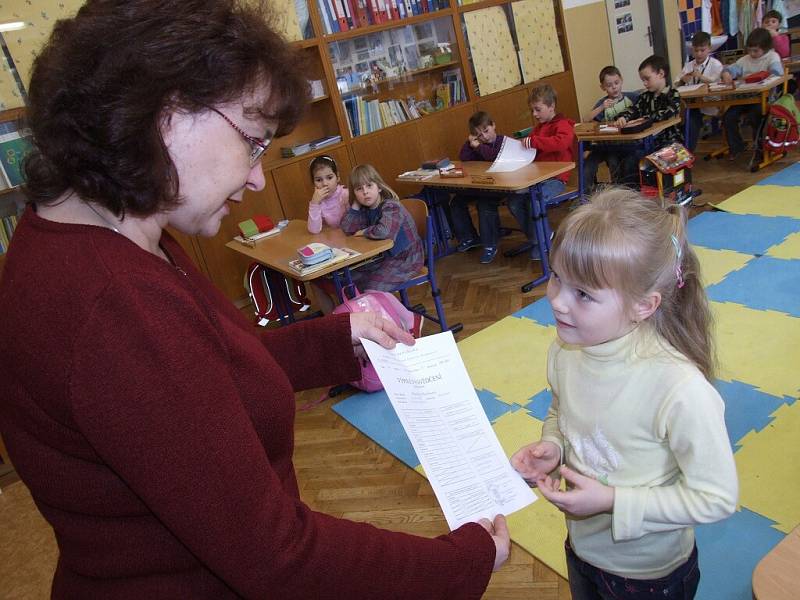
390, 199, 462, 334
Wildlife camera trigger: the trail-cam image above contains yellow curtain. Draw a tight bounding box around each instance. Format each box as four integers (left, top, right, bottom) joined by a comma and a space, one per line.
511, 0, 564, 83
463, 6, 521, 96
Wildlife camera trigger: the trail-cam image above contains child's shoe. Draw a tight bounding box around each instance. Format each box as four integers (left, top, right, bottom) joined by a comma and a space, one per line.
411, 313, 425, 339
456, 238, 480, 252
480, 246, 498, 264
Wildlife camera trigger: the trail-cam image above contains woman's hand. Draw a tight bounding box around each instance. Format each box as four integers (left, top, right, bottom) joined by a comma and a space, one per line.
349, 312, 414, 356
510, 441, 560, 484
476, 514, 510, 571
536, 466, 614, 517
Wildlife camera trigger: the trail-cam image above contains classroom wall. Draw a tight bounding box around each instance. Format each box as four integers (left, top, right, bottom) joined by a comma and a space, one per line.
561, 0, 614, 119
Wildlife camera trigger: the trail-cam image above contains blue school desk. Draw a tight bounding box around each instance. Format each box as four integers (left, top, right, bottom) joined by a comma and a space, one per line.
397, 160, 574, 291
575, 116, 683, 198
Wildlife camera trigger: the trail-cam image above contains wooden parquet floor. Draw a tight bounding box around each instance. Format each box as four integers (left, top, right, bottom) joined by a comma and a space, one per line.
0, 147, 794, 599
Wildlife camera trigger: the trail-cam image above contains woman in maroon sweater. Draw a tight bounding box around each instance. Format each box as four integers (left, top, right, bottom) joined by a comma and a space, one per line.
0, 1, 509, 598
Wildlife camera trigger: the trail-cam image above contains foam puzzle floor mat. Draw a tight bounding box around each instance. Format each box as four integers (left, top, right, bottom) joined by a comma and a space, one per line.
333, 161, 800, 599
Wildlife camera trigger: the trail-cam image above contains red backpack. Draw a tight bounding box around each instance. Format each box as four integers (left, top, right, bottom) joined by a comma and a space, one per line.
244, 263, 311, 326
763, 94, 800, 151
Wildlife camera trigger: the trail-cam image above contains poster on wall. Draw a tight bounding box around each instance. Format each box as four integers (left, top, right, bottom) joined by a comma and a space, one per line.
614, 0, 630, 9
616, 13, 633, 34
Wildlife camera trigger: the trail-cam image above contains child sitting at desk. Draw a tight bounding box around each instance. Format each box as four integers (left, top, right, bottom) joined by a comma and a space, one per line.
679, 32, 723, 152
582, 65, 638, 193
340, 164, 423, 292
307, 155, 348, 234
720, 28, 783, 160
450, 111, 507, 264
763, 9, 790, 59
514, 84, 575, 254
614, 55, 683, 187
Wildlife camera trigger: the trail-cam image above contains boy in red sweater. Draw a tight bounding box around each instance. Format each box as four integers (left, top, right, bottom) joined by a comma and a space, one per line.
510, 84, 575, 257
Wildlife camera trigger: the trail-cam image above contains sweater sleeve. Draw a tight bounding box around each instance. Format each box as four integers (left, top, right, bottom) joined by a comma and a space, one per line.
617, 93, 644, 121
652, 89, 682, 123
611, 375, 738, 542
525, 120, 574, 153
69, 278, 496, 600
540, 342, 565, 456
340, 207, 367, 234
767, 52, 784, 76
459, 140, 479, 161
362, 201, 402, 240
308, 200, 323, 234
773, 34, 790, 58
724, 60, 744, 80
261, 313, 361, 391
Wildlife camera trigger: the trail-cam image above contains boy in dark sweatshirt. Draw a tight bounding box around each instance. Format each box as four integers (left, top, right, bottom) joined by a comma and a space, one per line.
450, 110, 506, 263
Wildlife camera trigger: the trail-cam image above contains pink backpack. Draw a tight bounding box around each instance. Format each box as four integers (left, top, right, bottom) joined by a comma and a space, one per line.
332, 286, 415, 392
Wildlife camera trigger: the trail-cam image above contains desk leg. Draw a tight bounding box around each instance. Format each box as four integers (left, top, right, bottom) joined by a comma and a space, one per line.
578, 140, 585, 200
521, 185, 551, 293
684, 105, 691, 147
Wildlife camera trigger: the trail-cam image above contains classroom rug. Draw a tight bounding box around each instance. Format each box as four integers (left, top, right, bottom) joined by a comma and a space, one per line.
333, 161, 800, 599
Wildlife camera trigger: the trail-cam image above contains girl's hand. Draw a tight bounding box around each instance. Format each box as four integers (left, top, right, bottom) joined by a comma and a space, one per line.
311, 187, 327, 205
349, 311, 414, 358
614, 117, 627, 127
721, 72, 733, 84
476, 514, 510, 571
536, 466, 614, 517
510, 441, 560, 483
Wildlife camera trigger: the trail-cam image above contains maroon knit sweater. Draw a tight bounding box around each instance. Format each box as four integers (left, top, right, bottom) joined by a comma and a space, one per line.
0, 207, 495, 599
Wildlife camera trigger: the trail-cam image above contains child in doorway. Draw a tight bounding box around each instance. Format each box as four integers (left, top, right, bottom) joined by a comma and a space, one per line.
511, 188, 738, 600
340, 164, 423, 291
307, 155, 348, 233
720, 28, 783, 160
512, 84, 575, 255
581, 66, 638, 193
615, 55, 683, 187
450, 111, 507, 264
679, 31, 723, 152
763, 9, 790, 59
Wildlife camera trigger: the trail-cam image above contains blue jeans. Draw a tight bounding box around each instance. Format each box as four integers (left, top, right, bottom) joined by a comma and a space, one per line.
505, 179, 565, 242
449, 194, 505, 247
566, 540, 700, 600
686, 108, 704, 152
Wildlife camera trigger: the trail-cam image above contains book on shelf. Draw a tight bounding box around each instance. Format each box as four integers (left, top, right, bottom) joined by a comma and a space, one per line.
316, 0, 443, 34
0, 131, 33, 188
288, 246, 361, 276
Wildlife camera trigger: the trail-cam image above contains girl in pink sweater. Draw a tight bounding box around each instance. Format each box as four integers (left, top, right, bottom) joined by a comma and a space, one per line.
307, 155, 348, 233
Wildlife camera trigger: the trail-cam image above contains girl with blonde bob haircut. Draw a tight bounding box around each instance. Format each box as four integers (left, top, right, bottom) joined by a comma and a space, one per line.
512, 188, 738, 600
340, 163, 423, 291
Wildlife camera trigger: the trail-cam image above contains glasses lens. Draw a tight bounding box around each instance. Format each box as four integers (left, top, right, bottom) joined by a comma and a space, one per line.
249, 142, 268, 166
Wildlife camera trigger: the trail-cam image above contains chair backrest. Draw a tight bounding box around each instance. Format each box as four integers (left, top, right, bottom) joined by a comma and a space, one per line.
400, 198, 428, 240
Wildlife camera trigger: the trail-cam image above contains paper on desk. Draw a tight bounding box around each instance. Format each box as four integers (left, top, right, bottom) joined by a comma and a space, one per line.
486, 137, 537, 173
676, 83, 704, 93
361, 333, 536, 530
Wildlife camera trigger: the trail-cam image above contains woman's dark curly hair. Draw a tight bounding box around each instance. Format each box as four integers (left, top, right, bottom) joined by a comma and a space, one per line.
24, 0, 309, 217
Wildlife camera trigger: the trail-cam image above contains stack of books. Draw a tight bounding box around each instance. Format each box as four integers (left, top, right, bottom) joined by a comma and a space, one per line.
281, 135, 342, 158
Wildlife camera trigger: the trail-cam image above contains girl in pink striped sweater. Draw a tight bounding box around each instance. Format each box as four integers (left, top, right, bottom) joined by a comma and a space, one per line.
307, 155, 348, 233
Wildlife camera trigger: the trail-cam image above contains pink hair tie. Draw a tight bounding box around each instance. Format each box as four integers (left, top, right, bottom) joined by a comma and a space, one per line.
671, 235, 685, 288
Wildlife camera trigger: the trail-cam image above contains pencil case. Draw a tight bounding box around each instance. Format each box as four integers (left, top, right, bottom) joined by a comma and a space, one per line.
297, 242, 334, 266
744, 71, 769, 84
620, 117, 653, 134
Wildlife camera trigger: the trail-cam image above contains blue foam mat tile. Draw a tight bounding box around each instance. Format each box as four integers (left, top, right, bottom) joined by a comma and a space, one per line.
707, 256, 800, 318
525, 388, 553, 421
476, 388, 521, 422
332, 391, 420, 469
513, 297, 556, 326
695, 508, 785, 600
715, 379, 794, 450
755, 161, 800, 186
687, 212, 798, 255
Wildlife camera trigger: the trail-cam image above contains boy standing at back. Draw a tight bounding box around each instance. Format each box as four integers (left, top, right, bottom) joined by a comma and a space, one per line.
582, 66, 638, 193
679, 31, 723, 151
511, 84, 574, 254
615, 55, 683, 187
450, 111, 506, 264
